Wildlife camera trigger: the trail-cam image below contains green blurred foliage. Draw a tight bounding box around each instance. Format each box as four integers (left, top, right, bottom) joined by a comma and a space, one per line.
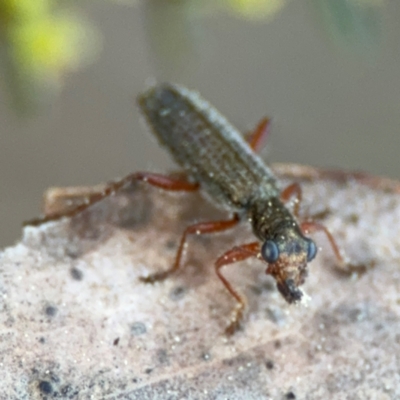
310, 0, 383, 55
0, 0, 385, 113
0, 0, 99, 112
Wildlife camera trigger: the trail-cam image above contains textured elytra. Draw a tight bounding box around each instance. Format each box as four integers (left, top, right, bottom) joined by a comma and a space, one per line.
138, 83, 279, 210
0, 164, 399, 399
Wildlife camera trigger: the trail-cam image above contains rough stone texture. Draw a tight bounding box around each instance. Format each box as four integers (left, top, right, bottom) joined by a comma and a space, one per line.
0, 164, 399, 399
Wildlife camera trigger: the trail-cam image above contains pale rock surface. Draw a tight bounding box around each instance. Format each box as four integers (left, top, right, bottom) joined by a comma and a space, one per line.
0, 164, 399, 399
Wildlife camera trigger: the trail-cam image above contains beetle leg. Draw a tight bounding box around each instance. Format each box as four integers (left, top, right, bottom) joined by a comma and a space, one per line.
300, 221, 348, 271
280, 182, 302, 218
141, 214, 240, 283
246, 117, 272, 153
215, 241, 260, 335
25, 172, 199, 226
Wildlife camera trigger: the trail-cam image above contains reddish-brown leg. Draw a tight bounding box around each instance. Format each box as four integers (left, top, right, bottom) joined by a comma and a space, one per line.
300, 221, 347, 270
281, 186, 354, 272
246, 117, 272, 153
280, 182, 302, 218
25, 172, 199, 226
141, 214, 241, 283
215, 242, 261, 335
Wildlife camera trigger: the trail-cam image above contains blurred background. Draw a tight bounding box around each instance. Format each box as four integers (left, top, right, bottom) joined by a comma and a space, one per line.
1, 0, 400, 247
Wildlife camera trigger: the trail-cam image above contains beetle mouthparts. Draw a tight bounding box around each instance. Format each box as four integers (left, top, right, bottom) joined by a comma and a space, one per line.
277, 279, 303, 304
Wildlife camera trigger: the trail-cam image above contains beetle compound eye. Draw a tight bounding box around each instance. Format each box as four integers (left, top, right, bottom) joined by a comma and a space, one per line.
261, 240, 280, 263
306, 239, 317, 262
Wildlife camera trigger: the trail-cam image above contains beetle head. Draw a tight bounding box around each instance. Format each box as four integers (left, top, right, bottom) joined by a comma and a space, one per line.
261, 224, 317, 303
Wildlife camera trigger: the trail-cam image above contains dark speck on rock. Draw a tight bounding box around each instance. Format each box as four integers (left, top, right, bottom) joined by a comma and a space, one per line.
157, 349, 169, 364
61, 384, 80, 397
38, 380, 53, 394
130, 322, 147, 336
165, 239, 177, 250
169, 286, 186, 301
70, 267, 84, 281
49, 373, 60, 383
265, 360, 274, 370
285, 391, 296, 399
45, 305, 57, 317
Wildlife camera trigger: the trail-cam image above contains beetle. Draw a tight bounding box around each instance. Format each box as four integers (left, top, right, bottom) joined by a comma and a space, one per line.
27, 83, 346, 334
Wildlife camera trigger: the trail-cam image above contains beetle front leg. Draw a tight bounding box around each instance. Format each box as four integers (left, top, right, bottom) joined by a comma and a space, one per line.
300, 221, 368, 274
280, 185, 364, 274
215, 242, 260, 335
